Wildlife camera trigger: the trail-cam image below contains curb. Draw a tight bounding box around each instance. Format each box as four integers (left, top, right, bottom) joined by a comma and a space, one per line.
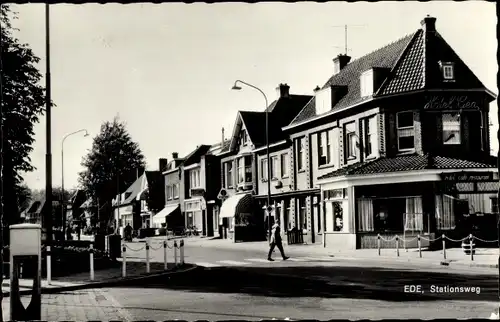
2, 264, 199, 297
325, 254, 498, 269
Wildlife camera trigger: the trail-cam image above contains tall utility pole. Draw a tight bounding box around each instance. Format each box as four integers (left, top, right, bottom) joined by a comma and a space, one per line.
331, 24, 367, 55
45, 3, 53, 245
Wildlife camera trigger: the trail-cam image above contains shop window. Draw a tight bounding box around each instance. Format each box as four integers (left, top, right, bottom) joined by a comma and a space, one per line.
491, 197, 499, 214
237, 155, 252, 184
442, 113, 461, 145
325, 201, 344, 232
373, 198, 405, 232
404, 197, 423, 233
357, 198, 374, 232
297, 197, 307, 230
396, 111, 415, 151
435, 195, 456, 230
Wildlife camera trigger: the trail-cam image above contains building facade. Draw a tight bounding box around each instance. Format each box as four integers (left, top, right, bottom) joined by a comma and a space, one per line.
281, 16, 497, 249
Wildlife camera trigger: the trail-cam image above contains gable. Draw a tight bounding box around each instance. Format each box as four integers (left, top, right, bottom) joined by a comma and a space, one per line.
228, 112, 258, 152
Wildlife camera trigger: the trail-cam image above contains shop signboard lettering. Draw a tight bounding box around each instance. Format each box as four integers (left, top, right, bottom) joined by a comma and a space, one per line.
440, 171, 493, 182
424, 95, 479, 110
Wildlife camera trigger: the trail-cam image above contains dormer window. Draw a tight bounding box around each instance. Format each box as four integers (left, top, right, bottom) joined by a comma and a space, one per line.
439, 61, 455, 81
360, 69, 374, 97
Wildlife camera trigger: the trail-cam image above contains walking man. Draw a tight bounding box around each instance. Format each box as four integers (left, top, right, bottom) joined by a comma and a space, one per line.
268, 219, 289, 261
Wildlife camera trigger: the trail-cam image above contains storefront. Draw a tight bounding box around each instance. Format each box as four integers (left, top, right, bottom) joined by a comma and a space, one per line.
184, 199, 204, 233
318, 164, 498, 250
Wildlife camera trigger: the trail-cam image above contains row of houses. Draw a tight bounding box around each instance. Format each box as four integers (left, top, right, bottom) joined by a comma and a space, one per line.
93, 16, 500, 249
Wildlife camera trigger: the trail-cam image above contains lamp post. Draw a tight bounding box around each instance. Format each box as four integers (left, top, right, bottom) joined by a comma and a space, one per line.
61, 129, 89, 239
45, 3, 53, 246
231, 80, 272, 242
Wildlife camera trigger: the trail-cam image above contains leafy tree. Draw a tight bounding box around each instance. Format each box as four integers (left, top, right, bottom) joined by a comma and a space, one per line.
78, 117, 146, 232
16, 183, 32, 212
1, 4, 48, 320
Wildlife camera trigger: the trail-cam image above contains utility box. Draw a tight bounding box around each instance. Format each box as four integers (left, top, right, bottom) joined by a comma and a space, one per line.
10, 224, 41, 257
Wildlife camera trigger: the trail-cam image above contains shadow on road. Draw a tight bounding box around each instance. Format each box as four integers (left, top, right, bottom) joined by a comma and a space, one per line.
114, 264, 498, 302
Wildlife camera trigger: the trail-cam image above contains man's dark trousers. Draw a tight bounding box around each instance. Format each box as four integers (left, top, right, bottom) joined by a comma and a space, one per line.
268, 241, 286, 259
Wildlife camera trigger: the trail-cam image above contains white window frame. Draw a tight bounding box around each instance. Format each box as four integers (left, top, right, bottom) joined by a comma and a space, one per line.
318, 130, 331, 166
190, 169, 201, 189
360, 69, 374, 97
173, 183, 179, 199
280, 153, 289, 178
241, 130, 248, 146
297, 137, 305, 171
440, 62, 455, 80
261, 158, 268, 181
224, 162, 233, 189
363, 116, 377, 158
344, 122, 356, 159
238, 157, 253, 184
270, 156, 279, 180
396, 111, 415, 152
442, 112, 461, 145
167, 186, 173, 201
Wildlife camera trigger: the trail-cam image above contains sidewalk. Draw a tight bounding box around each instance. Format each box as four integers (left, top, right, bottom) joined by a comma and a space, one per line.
2, 261, 193, 296
186, 238, 500, 269
2, 288, 134, 321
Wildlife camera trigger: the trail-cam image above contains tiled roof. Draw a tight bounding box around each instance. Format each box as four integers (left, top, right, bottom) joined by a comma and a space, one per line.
317, 154, 497, 180
291, 33, 415, 125
183, 145, 212, 166
240, 94, 312, 148
291, 18, 492, 126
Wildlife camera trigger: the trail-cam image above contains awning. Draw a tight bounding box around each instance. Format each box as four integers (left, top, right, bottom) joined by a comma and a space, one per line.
152, 204, 179, 224
220, 193, 252, 219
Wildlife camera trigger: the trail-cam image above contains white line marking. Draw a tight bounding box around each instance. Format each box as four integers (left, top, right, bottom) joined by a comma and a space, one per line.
218, 260, 250, 266
301, 256, 334, 261
195, 262, 222, 268
246, 258, 272, 263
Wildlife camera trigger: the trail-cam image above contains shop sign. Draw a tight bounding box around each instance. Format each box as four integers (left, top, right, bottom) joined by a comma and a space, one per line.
424, 95, 479, 110
440, 171, 494, 182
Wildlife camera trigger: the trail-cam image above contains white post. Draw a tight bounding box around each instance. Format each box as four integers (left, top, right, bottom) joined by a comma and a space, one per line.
396, 236, 400, 257
46, 245, 52, 285
89, 243, 94, 281
163, 240, 168, 270
122, 244, 127, 278
377, 234, 381, 256
180, 239, 185, 265
470, 234, 474, 261
146, 238, 150, 273
174, 240, 178, 266
417, 235, 422, 258
442, 234, 446, 260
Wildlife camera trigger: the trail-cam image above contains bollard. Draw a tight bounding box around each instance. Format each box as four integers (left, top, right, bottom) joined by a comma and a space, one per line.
417, 235, 422, 258
470, 234, 474, 261
47, 245, 52, 285
89, 243, 94, 281
146, 239, 150, 273
122, 244, 127, 278
174, 240, 178, 266
442, 234, 446, 260
377, 234, 381, 256
163, 240, 168, 270
180, 240, 185, 265
396, 236, 400, 257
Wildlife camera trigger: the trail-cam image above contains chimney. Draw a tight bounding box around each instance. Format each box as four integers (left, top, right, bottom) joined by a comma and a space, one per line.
276, 83, 290, 99
314, 86, 321, 93
333, 54, 351, 75
420, 15, 436, 33
221, 127, 225, 146
172, 152, 179, 159
159, 158, 168, 172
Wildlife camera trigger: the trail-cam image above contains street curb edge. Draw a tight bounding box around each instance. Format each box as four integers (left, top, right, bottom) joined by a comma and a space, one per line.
2, 264, 199, 297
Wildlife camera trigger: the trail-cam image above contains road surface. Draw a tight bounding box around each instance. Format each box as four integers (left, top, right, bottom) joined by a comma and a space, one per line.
96, 261, 498, 320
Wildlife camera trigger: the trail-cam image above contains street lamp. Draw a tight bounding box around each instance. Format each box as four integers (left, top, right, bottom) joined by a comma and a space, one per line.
61, 129, 89, 239
231, 80, 272, 242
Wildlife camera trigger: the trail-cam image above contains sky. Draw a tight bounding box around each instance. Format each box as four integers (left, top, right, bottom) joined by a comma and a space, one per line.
9, 1, 498, 191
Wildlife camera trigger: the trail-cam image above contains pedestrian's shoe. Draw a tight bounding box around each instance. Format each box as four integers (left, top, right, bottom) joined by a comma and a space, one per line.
282, 256, 289, 261
268, 258, 274, 261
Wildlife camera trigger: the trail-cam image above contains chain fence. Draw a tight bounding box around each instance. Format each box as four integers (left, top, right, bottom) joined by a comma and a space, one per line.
376, 233, 498, 261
